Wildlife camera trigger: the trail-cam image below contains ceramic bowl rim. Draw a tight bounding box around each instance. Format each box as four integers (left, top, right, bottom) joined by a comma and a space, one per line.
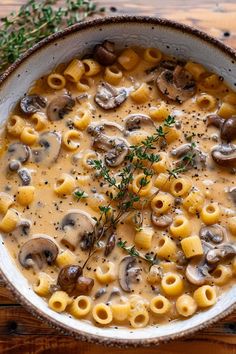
0, 15, 236, 347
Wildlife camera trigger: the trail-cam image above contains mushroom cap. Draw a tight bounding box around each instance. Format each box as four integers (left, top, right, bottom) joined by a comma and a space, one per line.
57, 265, 82, 293
118, 256, 137, 293
199, 224, 226, 244
32, 131, 61, 166
156, 66, 196, 103
124, 114, 155, 132
105, 138, 129, 167
221, 116, 236, 142
20, 95, 47, 115
18, 236, 58, 269
185, 256, 212, 285
206, 243, 236, 264
94, 82, 128, 110
151, 213, 173, 228
75, 276, 94, 295
211, 144, 236, 167
93, 40, 117, 66
8, 143, 30, 163
61, 210, 95, 251
47, 95, 75, 121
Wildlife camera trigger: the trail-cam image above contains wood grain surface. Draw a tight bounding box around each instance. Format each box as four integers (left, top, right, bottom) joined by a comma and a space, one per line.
0, 0, 236, 353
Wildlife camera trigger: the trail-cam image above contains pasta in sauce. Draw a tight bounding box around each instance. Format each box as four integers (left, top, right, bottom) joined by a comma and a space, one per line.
0, 41, 236, 328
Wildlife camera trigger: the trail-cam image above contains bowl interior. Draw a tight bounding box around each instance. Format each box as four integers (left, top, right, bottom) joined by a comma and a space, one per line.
0, 17, 235, 345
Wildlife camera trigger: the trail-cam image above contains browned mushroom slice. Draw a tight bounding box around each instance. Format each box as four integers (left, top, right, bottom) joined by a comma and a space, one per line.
118, 256, 141, 293
221, 116, 236, 142
171, 143, 192, 158
8, 143, 30, 163
20, 95, 47, 115
61, 210, 95, 251
151, 213, 173, 228
211, 144, 236, 167
206, 114, 224, 129
32, 131, 61, 165
18, 237, 58, 269
172, 143, 207, 170
156, 66, 196, 103
47, 95, 75, 121
185, 256, 212, 285
94, 82, 128, 110
199, 224, 226, 244
206, 243, 236, 264
57, 265, 82, 294
75, 276, 94, 295
124, 114, 156, 132
93, 40, 117, 66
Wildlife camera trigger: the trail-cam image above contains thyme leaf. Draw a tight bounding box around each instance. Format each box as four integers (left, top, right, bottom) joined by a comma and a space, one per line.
117, 240, 159, 266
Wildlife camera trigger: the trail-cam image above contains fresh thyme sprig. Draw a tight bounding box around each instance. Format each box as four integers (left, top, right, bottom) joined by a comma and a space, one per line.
167, 142, 197, 179
0, 0, 105, 74
73, 189, 88, 201
117, 240, 159, 267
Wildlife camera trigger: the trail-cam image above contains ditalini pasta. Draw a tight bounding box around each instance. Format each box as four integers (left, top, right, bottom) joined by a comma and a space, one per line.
0, 41, 235, 329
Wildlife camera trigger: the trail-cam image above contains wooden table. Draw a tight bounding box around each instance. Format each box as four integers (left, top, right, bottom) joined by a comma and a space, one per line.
0, 1, 236, 353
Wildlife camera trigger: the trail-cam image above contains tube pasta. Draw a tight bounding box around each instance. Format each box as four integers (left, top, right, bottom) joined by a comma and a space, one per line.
30, 112, 47, 131
0, 208, 19, 232
150, 295, 171, 315
92, 303, 113, 325
0, 193, 14, 214
73, 110, 92, 131
154, 173, 172, 191
134, 227, 154, 250
183, 190, 205, 214
129, 308, 149, 328
193, 285, 216, 307
181, 235, 203, 258
56, 249, 77, 267
54, 173, 76, 196
130, 83, 150, 104
201, 74, 221, 90
69, 295, 92, 318
83, 59, 101, 77
118, 48, 140, 71
156, 236, 177, 260
143, 48, 162, 64
132, 173, 152, 196
176, 294, 197, 317
7, 115, 25, 137
223, 92, 236, 105
48, 291, 71, 312
185, 61, 206, 80
151, 193, 173, 215
170, 215, 192, 238
170, 177, 192, 197
33, 272, 52, 296
196, 94, 217, 111
81, 150, 98, 170
76, 77, 91, 92
218, 102, 236, 118
152, 152, 171, 173
16, 186, 35, 206
161, 273, 184, 296
104, 65, 123, 85
200, 203, 220, 225
62, 130, 82, 151
47, 73, 66, 90
20, 127, 39, 145
95, 261, 117, 283
111, 302, 130, 321
164, 127, 180, 144
64, 59, 85, 82
149, 103, 170, 122
211, 265, 232, 285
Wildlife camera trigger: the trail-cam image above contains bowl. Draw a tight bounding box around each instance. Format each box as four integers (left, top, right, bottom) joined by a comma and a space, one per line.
0, 16, 236, 347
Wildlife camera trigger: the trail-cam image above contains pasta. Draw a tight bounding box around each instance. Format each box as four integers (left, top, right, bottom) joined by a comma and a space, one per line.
1, 41, 236, 330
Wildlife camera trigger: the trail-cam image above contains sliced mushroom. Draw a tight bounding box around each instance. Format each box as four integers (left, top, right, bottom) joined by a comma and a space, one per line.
47, 95, 75, 121
228, 187, 236, 206
171, 144, 192, 157
8, 160, 21, 172
124, 114, 155, 132
221, 116, 236, 142
75, 276, 94, 294
32, 131, 61, 165
88, 121, 124, 137
185, 256, 212, 285
57, 265, 82, 294
151, 213, 173, 228
206, 114, 224, 129
94, 287, 107, 299
156, 65, 196, 103
94, 82, 127, 110
104, 233, 116, 256
172, 143, 207, 170
61, 210, 95, 251
118, 256, 138, 293
8, 143, 30, 163
199, 224, 226, 244
20, 95, 47, 115
18, 219, 31, 236
107, 287, 122, 302
18, 236, 58, 269
93, 40, 117, 66
206, 243, 236, 264
17, 168, 31, 186
211, 144, 236, 167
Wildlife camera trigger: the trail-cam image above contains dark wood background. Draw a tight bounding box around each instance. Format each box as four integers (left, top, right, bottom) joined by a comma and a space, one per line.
0, 1, 236, 353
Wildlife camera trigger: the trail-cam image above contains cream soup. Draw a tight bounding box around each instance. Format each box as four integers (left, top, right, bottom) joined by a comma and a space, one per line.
0, 42, 236, 328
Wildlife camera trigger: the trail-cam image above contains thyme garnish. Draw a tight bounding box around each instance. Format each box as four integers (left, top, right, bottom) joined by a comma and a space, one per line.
167, 142, 197, 179
73, 189, 88, 201
82, 116, 176, 268
0, 0, 105, 74
117, 240, 159, 266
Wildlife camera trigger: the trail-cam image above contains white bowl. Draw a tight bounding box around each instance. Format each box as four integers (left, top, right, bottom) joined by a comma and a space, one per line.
0, 16, 236, 347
